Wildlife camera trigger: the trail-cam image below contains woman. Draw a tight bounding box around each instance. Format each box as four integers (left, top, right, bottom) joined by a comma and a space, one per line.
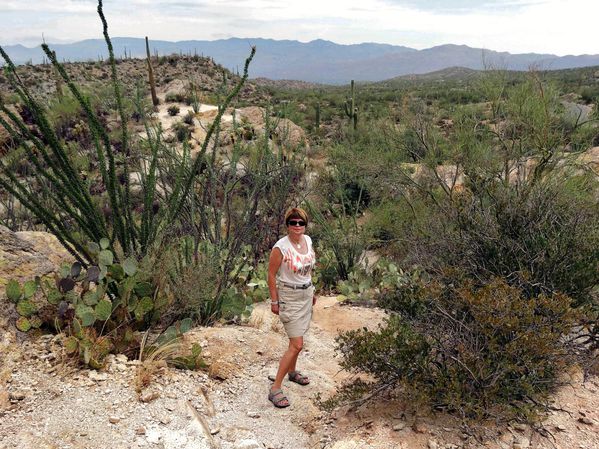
267, 207, 316, 408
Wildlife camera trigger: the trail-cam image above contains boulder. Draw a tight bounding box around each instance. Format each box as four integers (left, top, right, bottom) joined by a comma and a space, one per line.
578, 146, 599, 172
274, 118, 307, 148
163, 79, 187, 101
237, 106, 265, 127
0, 226, 72, 294
237, 106, 307, 149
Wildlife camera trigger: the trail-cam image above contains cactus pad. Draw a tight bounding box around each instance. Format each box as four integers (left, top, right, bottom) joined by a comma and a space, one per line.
123, 257, 138, 276
16, 300, 37, 317
76, 304, 96, 326
95, 299, 112, 321
87, 266, 101, 282
6, 280, 21, 303
23, 280, 38, 299
16, 317, 31, 332
98, 249, 114, 266
64, 336, 79, 354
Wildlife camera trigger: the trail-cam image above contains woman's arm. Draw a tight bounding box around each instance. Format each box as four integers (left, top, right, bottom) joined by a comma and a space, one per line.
268, 248, 283, 315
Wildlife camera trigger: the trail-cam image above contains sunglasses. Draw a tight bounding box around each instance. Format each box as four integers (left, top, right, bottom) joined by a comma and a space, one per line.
287, 220, 306, 227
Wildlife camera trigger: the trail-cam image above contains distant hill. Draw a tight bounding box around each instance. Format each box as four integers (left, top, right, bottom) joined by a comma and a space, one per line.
2, 38, 599, 85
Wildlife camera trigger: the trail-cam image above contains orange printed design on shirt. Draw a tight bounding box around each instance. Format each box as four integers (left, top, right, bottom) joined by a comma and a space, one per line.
282, 248, 314, 276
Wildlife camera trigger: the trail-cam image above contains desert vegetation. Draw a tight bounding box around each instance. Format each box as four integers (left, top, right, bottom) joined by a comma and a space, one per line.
1, 0, 599, 434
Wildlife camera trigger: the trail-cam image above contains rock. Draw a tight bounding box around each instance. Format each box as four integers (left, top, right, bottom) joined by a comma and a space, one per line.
159, 415, 172, 425
135, 427, 146, 435
108, 416, 121, 424
331, 405, 351, 420
140, 391, 160, 403
88, 371, 108, 382
0, 389, 11, 409
247, 411, 260, 418
234, 438, 263, 449
274, 118, 307, 148
554, 424, 567, 432
0, 226, 72, 293
392, 422, 406, 431
208, 361, 236, 381
578, 416, 594, 425
513, 437, 530, 449
164, 79, 186, 99
427, 439, 439, 449
412, 419, 428, 434
8, 392, 26, 401
210, 428, 220, 435
146, 428, 161, 444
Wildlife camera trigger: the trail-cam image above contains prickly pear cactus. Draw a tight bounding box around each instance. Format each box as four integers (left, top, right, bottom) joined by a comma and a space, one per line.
6, 239, 161, 369
7, 279, 44, 332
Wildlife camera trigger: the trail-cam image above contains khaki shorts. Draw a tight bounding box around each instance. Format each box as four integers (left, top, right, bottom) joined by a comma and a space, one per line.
278, 285, 315, 338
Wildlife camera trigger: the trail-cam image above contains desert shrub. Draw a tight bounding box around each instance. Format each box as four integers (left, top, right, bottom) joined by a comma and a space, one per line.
579, 86, 599, 104
409, 177, 599, 306
335, 278, 579, 420
328, 70, 599, 421
167, 104, 180, 116
307, 202, 366, 282
165, 91, 186, 103
172, 121, 190, 142
183, 110, 195, 125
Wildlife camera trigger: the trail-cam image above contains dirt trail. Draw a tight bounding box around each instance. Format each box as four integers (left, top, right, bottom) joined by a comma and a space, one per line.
1, 296, 598, 449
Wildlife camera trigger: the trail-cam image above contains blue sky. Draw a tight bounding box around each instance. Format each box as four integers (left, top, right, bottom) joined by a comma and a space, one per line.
1, 0, 597, 55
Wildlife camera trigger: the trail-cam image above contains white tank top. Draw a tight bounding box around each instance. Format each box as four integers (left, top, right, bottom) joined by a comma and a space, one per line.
273, 235, 316, 285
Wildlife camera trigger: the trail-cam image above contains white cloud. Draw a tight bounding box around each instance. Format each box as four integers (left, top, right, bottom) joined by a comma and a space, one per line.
0, 0, 597, 55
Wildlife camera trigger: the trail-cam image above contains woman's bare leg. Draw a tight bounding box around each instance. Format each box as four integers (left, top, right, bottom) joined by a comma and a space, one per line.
272, 336, 303, 391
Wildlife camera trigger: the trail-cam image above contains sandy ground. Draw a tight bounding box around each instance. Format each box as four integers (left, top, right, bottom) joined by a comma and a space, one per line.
1, 296, 598, 449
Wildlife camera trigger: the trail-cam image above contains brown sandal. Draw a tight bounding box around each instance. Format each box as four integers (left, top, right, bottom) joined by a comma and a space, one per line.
288, 371, 310, 385
268, 388, 290, 408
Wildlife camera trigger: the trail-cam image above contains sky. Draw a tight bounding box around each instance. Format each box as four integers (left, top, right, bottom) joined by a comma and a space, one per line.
1, 0, 598, 56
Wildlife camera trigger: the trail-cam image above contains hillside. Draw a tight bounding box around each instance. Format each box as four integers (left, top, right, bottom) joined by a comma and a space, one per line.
0, 54, 268, 105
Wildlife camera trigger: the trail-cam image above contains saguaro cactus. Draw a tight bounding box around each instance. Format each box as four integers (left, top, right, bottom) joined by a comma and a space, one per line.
344, 79, 358, 130
315, 101, 321, 131
145, 36, 159, 106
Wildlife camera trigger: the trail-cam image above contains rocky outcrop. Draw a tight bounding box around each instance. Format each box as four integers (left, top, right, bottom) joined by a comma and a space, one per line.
578, 146, 599, 173
237, 106, 308, 149
0, 226, 72, 293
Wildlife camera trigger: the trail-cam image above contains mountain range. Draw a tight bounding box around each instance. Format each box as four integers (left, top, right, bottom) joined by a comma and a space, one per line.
2, 37, 599, 85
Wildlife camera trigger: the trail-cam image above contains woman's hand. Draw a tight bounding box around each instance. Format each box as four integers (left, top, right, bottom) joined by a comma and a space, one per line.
312, 295, 317, 305
271, 303, 279, 315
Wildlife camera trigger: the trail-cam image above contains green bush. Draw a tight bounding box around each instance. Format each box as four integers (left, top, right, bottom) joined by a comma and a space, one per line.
173, 121, 190, 142
183, 111, 195, 125
335, 278, 579, 420
167, 104, 180, 116
325, 70, 599, 422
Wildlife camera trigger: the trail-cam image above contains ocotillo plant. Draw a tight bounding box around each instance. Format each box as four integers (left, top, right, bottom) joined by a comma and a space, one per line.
145, 36, 159, 107
0, 0, 255, 266
344, 79, 358, 130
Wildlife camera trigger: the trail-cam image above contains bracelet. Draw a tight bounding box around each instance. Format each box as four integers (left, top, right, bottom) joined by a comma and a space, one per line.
270, 301, 279, 305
